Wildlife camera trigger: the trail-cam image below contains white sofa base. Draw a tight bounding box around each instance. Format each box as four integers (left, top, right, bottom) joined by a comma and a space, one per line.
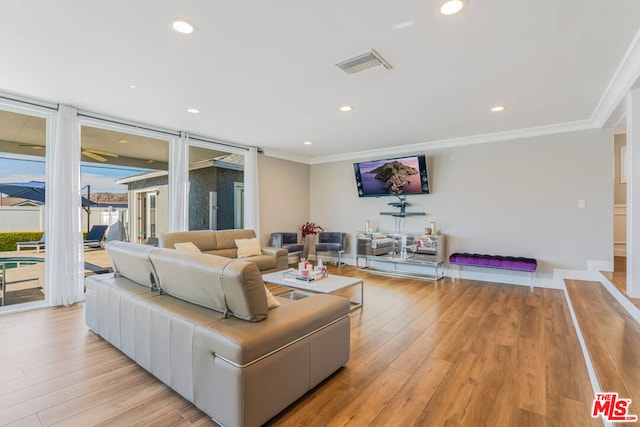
85, 273, 350, 427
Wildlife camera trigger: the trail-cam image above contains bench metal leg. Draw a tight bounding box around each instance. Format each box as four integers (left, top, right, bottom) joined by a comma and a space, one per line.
529, 272, 535, 292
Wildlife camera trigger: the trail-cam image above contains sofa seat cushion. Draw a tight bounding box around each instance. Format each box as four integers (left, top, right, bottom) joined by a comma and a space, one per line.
316, 243, 343, 252
204, 248, 238, 259
283, 243, 304, 253
239, 254, 277, 272
193, 294, 350, 366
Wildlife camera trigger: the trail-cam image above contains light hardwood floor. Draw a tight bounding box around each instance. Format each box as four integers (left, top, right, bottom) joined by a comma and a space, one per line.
0, 267, 604, 426
600, 256, 640, 310
567, 279, 640, 427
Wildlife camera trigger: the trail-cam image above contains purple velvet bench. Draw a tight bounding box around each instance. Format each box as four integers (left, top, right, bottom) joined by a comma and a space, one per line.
449, 253, 537, 290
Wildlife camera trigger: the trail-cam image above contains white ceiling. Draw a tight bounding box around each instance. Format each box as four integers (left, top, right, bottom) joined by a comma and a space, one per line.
1, 1, 640, 163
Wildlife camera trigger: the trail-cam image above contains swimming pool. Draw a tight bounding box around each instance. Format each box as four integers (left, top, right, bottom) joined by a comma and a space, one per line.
0, 257, 44, 270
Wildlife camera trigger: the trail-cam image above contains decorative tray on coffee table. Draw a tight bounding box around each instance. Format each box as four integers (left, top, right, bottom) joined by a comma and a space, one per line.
282, 268, 328, 282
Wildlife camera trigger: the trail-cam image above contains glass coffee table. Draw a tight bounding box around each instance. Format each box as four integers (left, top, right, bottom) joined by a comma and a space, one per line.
262, 268, 363, 311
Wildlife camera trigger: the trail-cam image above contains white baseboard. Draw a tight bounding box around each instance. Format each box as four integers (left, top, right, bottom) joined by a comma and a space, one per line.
337, 256, 616, 292
614, 244, 627, 257
587, 259, 613, 273
446, 267, 561, 289
596, 272, 640, 324
554, 268, 600, 281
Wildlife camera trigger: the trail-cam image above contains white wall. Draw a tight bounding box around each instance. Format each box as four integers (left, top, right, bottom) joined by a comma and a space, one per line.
309, 129, 614, 278
258, 154, 310, 245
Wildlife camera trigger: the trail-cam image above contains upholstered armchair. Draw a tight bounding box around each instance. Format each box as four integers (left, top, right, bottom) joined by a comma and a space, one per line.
269, 232, 304, 263
315, 232, 347, 267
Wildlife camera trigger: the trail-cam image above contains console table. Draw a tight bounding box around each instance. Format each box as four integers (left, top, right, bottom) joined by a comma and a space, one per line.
355, 232, 445, 280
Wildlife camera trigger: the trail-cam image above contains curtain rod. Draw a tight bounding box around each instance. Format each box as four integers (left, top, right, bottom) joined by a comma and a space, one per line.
187, 135, 253, 152
0, 94, 58, 111
77, 112, 181, 137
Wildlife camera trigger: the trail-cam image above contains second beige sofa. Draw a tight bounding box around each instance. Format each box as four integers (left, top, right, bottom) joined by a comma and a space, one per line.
159, 229, 288, 273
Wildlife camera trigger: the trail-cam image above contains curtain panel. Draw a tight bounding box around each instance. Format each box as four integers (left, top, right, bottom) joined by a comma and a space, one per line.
169, 132, 188, 231
244, 147, 260, 236
46, 105, 84, 306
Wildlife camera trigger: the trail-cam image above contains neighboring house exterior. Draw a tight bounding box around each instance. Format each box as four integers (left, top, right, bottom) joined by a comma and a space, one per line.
117, 157, 244, 243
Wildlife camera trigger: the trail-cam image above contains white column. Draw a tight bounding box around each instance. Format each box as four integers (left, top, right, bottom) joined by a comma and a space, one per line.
627, 90, 640, 297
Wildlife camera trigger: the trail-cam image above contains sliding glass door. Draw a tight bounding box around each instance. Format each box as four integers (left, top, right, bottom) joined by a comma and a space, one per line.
0, 104, 52, 311
79, 121, 171, 246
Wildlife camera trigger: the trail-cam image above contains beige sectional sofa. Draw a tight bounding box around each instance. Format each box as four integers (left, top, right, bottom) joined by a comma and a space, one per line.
159, 229, 288, 273
85, 241, 350, 427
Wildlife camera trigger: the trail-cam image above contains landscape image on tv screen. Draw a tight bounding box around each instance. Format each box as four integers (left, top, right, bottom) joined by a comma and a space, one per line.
355, 155, 427, 196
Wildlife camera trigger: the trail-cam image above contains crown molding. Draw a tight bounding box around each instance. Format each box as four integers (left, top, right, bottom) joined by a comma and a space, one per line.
261, 148, 311, 164
593, 27, 640, 128
309, 119, 593, 164
270, 28, 640, 166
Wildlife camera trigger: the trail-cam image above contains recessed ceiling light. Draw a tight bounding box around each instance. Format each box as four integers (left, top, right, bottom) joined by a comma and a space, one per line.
187, 108, 200, 114
440, 0, 465, 15
118, 139, 128, 144
491, 105, 506, 112
392, 21, 415, 30
340, 105, 353, 112
129, 84, 136, 89
171, 19, 196, 34
304, 141, 313, 145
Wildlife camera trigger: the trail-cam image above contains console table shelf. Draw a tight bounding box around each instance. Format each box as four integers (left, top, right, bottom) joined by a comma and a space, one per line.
355, 232, 445, 280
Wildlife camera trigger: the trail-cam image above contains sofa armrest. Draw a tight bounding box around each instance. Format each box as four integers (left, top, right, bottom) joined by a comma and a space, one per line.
262, 246, 289, 270
261, 246, 287, 257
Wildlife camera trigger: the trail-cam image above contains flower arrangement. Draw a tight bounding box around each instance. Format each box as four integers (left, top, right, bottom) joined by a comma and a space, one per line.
300, 222, 324, 238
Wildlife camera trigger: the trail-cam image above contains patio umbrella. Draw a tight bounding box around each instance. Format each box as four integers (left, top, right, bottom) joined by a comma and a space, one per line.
0, 181, 95, 207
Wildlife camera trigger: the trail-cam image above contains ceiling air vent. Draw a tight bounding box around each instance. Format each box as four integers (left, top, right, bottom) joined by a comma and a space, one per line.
336, 49, 392, 75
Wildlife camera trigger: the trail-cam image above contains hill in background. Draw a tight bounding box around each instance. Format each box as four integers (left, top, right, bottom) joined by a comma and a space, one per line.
89, 192, 128, 205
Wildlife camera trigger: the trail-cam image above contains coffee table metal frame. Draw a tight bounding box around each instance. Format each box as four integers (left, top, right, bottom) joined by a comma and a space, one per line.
262, 269, 363, 311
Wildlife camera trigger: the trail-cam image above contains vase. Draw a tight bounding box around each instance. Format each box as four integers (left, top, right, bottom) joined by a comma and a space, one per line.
302, 234, 318, 260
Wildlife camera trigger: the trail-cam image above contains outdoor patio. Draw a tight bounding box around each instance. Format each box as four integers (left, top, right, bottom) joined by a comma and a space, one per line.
0, 248, 112, 307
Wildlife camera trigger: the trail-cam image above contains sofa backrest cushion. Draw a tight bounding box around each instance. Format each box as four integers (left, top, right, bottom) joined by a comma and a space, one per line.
219, 260, 269, 321
150, 248, 229, 314
105, 241, 158, 288
159, 230, 217, 252
149, 248, 269, 322
214, 229, 256, 250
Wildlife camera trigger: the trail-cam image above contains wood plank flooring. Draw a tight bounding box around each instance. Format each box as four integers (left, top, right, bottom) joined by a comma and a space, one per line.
566, 279, 640, 427
0, 268, 602, 426
600, 256, 640, 310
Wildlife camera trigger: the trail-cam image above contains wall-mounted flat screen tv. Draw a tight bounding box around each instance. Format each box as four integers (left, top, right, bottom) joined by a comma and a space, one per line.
353, 154, 429, 197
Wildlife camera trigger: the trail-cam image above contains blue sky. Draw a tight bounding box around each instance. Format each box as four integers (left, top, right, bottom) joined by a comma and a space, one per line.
0, 154, 150, 193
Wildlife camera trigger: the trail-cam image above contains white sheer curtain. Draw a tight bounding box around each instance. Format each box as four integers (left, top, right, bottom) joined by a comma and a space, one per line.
46, 105, 84, 306
169, 132, 189, 231
244, 147, 260, 236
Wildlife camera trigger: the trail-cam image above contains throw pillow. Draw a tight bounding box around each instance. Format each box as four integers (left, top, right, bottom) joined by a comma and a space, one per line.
174, 242, 201, 253
235, 238, 263, 258
264, 285, 281, 309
